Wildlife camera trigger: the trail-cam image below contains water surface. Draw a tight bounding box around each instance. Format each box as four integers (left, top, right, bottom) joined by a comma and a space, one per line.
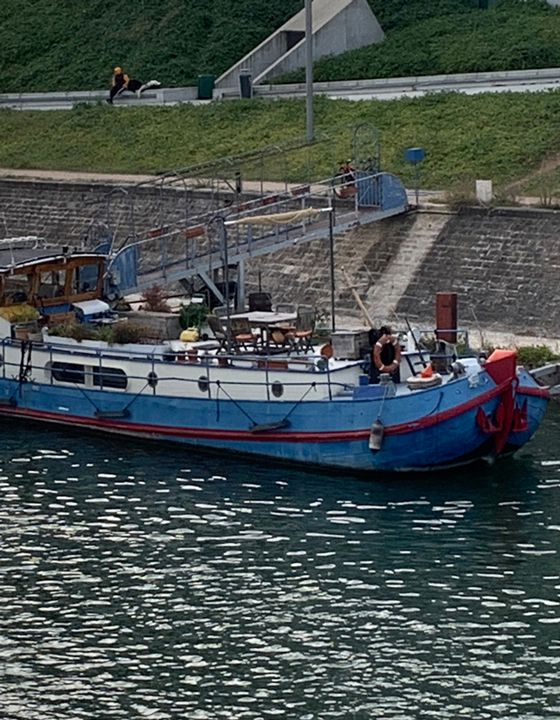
2, 408, 560, 719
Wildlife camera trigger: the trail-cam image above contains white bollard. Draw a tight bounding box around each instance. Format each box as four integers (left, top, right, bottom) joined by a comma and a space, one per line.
476, 179, 493, 203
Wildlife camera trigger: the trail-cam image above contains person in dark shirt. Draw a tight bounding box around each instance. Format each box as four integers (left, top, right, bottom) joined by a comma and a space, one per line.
107, 67, 161, 104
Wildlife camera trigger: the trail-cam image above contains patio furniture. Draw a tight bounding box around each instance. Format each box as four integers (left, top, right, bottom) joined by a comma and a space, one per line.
207, 314, 228, 352
229, 310, 297, 355
230, 317, 259, 352
287, 305, 316, 353
275, 302, 294, 314
248, 292, 272, 312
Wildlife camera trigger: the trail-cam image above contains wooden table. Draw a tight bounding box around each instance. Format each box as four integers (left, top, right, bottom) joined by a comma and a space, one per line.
229, 310, 297, 353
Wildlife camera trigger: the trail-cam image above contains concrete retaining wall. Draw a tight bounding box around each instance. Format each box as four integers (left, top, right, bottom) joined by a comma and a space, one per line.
0, 178, 233, 249
2, 178, 560, 338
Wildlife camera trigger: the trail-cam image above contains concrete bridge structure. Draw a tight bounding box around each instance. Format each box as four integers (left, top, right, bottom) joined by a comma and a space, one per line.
214, 0, 384, 91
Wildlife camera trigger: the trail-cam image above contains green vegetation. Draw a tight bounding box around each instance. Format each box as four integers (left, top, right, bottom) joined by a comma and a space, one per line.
48, 319, 148, 344
0, 0, 557, 93
0, 0, 302, 93
369, 0, 477, 34
516, 345, 560, 369
3, 89, 560, 192
278, 0, 560, 83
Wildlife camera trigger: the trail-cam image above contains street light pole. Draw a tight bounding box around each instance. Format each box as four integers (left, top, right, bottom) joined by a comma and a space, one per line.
305, 0, 313, 142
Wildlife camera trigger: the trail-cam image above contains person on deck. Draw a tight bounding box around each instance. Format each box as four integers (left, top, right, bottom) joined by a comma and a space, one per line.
369, 325, 402, 384
107, 67, 161, 103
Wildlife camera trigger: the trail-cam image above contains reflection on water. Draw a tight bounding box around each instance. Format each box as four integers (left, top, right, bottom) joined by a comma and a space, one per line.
1, 408, 560, 719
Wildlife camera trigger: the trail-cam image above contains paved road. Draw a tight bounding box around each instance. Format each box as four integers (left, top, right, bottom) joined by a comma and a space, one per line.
1, 67, 560, 110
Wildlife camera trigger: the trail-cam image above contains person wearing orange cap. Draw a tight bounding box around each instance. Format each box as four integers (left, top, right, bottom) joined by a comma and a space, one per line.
108, 67, 129, 104
108, 66, 161, 104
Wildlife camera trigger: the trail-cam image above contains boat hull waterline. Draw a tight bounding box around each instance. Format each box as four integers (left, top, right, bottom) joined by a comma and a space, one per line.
0, 347, 548, 473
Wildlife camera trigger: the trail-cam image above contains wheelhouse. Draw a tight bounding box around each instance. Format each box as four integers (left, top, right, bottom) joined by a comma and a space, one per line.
0, 245, 105, 319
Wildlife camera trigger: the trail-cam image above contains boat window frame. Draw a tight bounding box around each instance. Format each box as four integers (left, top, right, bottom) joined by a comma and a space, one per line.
92, 366, 128, 390
50, 361, 86, 385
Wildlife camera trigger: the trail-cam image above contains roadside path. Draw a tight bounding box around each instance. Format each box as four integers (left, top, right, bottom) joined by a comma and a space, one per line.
3, 68, 560, 110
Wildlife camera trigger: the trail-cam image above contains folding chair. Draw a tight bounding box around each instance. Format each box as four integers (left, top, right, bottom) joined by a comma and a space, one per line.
230, 317, 258, 353
207, 314, 228, 353
287, 305, 316, 354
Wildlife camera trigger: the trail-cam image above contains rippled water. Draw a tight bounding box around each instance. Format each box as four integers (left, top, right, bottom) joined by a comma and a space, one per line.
1, 408, 560, 720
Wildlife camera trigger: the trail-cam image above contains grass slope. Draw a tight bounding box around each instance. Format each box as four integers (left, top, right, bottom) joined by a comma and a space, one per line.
2, 90, 560, 192
0, 0, 302, 93
0, 0, 549, 93
278, 0, 560, 82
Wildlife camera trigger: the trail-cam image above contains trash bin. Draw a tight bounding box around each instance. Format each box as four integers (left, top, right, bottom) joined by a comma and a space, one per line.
197, 75, 214, 100
239, 70, 252, 99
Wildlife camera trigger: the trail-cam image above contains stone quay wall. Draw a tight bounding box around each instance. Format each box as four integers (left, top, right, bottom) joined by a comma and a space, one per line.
243, 205, 560, 338
2, 178, 560, 338
0, 178, 238, 250
395, 206, 560, 337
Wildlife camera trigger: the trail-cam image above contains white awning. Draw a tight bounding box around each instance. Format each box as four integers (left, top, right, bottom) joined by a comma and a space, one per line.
72, 299, 110, 316
226, 207, 329, 227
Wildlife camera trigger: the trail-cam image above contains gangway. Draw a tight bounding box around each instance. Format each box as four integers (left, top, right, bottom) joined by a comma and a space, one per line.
106, 170, 409, 304
97, 123, 410, 305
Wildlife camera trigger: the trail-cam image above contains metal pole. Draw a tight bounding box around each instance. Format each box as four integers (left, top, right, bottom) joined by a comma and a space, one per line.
219, 217, 232, 353
305, 0, 313, 142
329, 209, 336, 333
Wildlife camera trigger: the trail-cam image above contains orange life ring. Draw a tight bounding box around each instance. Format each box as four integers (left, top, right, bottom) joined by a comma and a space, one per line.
373, 336, 401, 374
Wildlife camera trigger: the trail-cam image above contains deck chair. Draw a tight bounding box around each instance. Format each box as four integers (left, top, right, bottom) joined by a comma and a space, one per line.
230, 317, 258, 353
207, 314, 228, 352
275, 302, 294, 313
287, 305, 316, 354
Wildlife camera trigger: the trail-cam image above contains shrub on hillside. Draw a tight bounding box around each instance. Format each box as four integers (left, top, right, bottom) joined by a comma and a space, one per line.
516, 345, 560, 369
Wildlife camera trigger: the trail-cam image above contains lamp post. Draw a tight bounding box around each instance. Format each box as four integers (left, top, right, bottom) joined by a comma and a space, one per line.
305, 0, 313, 142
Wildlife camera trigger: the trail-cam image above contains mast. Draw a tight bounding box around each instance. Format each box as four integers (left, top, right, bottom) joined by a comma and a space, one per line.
305, 0, 314, 142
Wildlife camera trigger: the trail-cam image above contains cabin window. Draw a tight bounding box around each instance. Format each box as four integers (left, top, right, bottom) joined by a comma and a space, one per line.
271, 381, 284, 398
72, 263, 99, 294
93, 366, 128, 390
3, 274, 32, 304
51, 361, 85, 384
37, 269, 67, 299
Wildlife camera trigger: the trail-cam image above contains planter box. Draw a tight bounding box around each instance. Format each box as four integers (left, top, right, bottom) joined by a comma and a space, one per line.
118, 310, 181, 342
331, 329, 370, 360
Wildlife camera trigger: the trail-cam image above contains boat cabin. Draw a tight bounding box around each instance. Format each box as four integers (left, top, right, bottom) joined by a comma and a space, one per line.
0, 245, 106, 323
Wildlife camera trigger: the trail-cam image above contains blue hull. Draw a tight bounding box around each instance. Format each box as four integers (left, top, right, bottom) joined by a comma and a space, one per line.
0, 368, 548, 473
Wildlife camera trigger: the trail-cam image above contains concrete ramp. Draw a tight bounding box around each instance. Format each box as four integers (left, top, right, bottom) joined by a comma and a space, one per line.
366, 212, 449, 320
214, 0, 384, 91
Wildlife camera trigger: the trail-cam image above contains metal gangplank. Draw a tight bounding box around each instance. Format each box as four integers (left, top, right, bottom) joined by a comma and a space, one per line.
107, 170, 410, 302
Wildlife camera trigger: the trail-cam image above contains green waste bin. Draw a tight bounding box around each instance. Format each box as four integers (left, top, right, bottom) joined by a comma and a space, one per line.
197, 75, 215, 100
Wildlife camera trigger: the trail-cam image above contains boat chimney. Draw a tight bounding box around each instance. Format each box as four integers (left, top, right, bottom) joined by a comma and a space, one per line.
435, 292, 457, 344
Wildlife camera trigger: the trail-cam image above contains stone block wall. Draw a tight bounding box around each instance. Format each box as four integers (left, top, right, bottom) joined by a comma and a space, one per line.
395, 207, 560, 336
243, 212, 420, 322
3, 178, 560, 337
0, 178, 233, 250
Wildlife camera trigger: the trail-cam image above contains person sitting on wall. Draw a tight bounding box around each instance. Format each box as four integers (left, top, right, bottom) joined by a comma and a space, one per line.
369, 325, 401, 384
107, 66, 161, 104
338, 159, 356, 184
335, 159, 357, 198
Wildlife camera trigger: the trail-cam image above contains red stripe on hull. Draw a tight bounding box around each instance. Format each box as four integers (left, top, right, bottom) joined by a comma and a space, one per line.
0, 375, 528, 443
383, 378, 512, 436
517, 385, 550, 399
0, 405, 371, 442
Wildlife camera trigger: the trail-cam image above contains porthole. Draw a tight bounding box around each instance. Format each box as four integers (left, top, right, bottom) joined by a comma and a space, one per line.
198, 375, 209, 393
271, 381, 284, 398
147, 371, 158, 388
